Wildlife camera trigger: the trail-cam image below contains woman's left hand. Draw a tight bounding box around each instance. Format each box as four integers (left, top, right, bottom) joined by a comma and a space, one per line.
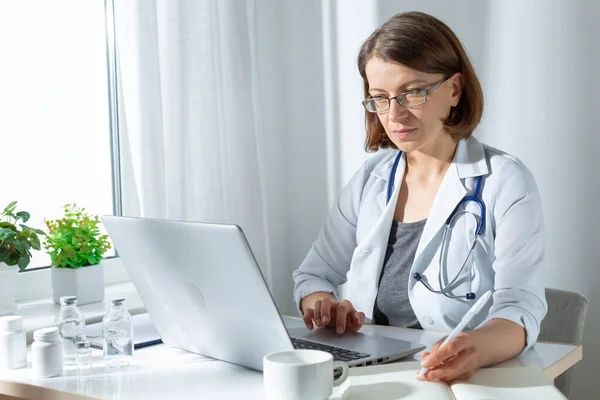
418, 332, 480, 382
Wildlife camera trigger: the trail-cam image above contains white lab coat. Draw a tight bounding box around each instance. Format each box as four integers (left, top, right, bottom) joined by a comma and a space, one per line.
293, 137, 547, 350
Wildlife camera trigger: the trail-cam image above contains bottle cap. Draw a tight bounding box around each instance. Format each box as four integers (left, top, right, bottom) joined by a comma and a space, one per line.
76, 340, 91, 349
110, 298, 125, 306
33, 327, 60, 342
60, 296, 78, 306
0, 315, 23, 332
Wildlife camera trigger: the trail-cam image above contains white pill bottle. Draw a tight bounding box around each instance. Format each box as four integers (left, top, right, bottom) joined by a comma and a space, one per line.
32, 327, 64, 377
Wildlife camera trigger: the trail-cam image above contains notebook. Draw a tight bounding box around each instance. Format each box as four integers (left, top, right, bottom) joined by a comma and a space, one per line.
85, 313, 163, 350
336, 361, 567, 400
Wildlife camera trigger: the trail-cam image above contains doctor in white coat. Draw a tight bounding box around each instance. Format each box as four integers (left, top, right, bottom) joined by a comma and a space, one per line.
293, 12, 547, 382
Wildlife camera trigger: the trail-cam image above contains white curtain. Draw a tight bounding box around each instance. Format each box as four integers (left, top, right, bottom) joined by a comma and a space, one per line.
113, 0, 272, 285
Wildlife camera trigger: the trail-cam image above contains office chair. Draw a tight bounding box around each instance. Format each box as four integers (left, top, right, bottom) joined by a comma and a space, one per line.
538, 288, 589, 398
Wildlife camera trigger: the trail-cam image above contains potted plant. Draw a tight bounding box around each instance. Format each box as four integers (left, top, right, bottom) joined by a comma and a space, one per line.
0, 201, 45, 315
44, 204, 111, 305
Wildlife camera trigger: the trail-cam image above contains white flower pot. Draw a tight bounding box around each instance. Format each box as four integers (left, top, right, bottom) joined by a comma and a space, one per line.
0, 262, 18, 316
51, 262, 105, 306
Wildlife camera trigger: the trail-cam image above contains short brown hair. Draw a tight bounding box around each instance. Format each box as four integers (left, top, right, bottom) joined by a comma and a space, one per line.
357, 12, 484, 152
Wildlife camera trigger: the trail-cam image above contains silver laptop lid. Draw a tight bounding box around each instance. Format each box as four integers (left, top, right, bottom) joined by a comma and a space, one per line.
102, 216, 293, 371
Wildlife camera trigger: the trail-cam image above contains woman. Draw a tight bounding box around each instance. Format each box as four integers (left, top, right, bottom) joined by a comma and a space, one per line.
292, 12, 547, 382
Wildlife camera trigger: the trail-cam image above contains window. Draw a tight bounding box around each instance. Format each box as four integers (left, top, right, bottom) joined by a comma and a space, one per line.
0, 0, 117, 270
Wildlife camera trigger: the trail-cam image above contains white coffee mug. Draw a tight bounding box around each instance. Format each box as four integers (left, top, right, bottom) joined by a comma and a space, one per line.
263, 349, 349, 400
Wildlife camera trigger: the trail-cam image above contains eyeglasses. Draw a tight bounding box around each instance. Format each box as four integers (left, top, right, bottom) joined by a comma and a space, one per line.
362, 76, 450, 113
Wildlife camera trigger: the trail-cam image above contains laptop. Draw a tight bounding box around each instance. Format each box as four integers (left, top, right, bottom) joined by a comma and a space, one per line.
101, 216, 425, 371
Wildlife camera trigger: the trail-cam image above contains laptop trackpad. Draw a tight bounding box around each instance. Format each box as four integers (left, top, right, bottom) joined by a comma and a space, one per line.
287, 326, 415, 354
289, 327, 370, 346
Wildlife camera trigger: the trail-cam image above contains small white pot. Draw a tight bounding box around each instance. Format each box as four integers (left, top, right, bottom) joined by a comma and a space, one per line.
51, 262, 105, 306
0, 262, 18, 316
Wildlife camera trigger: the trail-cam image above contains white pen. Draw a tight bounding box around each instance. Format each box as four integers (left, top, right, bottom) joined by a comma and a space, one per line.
417, 290, 493, 379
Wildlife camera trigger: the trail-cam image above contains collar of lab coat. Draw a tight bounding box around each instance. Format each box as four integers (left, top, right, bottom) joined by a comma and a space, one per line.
369, 136, 489, 183
369, 136, 490, 264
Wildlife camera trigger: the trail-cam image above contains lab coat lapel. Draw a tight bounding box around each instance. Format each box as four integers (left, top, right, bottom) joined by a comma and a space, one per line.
412, 137, 489, 266
371, 152, 405, 241
413, 151, 467, 264
350, 152, 404, 318
374, 151, 405, 213
376, 190, 388, 213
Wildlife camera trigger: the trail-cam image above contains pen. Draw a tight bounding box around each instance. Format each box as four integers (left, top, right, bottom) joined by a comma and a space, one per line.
417, 290, 493, 379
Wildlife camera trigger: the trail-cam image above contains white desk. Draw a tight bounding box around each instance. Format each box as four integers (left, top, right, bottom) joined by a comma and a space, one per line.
1, 316, 582, 400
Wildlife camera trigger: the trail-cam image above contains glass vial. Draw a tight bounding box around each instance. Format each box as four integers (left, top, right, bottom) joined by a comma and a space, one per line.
76, 340, 92, 381
102, 298, 133, 369
54, 296, 86, 361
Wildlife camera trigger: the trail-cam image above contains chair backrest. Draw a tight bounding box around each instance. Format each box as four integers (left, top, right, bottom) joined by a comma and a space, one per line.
538, 288, 589, 398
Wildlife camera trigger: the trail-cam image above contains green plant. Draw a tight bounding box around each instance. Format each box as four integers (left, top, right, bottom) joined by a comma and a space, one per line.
0, 201, 46, 271
44, 204, 111, 269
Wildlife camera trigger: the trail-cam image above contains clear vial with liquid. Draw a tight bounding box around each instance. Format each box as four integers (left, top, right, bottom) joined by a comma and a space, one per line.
76, 340, 92, 381
102, 298, 133, 369
54, 296, 86, 361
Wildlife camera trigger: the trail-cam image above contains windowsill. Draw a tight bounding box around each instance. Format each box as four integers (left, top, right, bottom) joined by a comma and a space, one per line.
15, 281, 146, 344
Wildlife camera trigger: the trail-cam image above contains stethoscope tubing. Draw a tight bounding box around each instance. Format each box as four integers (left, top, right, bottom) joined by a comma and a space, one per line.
386, 151, 485, 300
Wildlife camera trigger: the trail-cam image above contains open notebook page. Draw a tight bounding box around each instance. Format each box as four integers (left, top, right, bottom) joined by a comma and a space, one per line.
340, 361, 455, 400
337, 361, 566, 400
449, 365, 567, 400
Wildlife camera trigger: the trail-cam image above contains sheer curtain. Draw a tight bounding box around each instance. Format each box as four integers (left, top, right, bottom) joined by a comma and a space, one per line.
113, 0, 272, 285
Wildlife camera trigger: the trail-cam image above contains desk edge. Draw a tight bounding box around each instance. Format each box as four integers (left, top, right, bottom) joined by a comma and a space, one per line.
543, 345, 583, 381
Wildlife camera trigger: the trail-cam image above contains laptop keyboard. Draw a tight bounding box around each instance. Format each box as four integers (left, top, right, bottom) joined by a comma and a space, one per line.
291, 338, 370, 362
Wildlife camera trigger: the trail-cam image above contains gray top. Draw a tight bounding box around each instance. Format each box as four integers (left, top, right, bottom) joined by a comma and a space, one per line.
373, 219, 426, 329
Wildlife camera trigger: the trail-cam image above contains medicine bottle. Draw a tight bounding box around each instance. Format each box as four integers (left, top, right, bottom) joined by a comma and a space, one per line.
0, 315, 27, 370
32, 327, 64, 377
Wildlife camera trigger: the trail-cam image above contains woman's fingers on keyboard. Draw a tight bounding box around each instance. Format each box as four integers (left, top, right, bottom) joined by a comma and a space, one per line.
357, 312, 365, 325
347, 312, 365, 332
305, 299, 364, 333
334, 300, 355, 333
320, 297, 333, 326
335, 307, 348, 333
303, 308, 315, 330
313, 300, 323, 326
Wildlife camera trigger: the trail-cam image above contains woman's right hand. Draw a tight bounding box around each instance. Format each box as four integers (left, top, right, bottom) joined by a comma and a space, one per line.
301, 293, 365, 333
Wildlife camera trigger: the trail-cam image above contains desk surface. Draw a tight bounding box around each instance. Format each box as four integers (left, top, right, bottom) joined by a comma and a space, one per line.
2, 316, 582, 400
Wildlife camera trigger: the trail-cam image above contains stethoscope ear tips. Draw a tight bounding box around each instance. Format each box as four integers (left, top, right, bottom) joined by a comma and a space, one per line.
466, 293, 476, 300
413, 273, 422, 281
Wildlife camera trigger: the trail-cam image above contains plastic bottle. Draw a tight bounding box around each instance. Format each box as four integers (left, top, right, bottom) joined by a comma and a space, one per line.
32, 327, 63, 377
0, 315, 27, 370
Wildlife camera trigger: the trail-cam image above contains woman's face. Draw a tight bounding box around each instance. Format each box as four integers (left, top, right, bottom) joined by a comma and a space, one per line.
364, 57, 461, 154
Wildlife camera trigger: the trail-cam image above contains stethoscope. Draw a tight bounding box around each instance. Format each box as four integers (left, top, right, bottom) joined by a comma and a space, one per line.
386, 151, 486, 301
